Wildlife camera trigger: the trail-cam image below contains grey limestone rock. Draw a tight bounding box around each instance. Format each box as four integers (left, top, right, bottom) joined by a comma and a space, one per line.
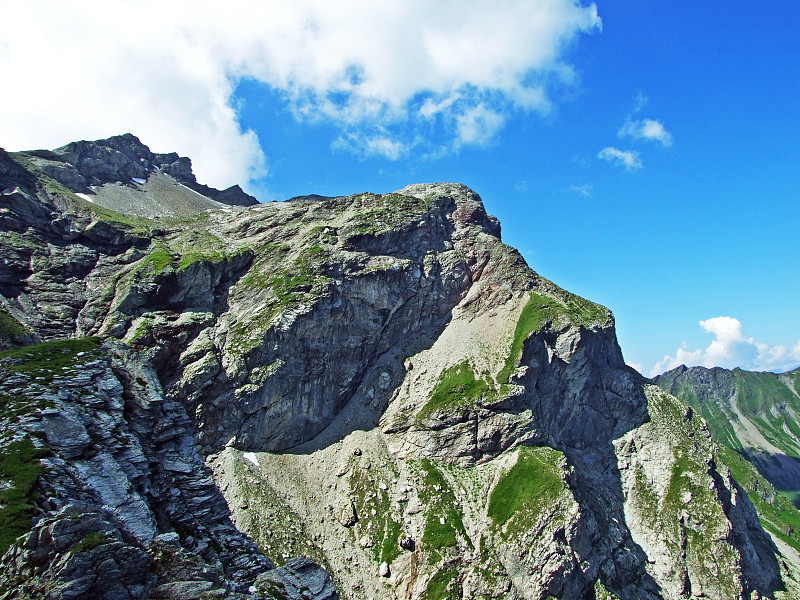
1, 138, 798, 600
254, 557, 338, 600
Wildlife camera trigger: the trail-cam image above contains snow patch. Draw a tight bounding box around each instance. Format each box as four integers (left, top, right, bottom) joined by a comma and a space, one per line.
76, 192, 95, 203
131, 177, 146, 184
242, 452, 259, 467
177, 181, 212, 200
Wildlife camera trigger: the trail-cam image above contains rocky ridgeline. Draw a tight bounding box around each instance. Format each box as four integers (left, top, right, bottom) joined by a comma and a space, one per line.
0, 135, 798, 599
20, 133, 257, 208
653, 365, 800, 494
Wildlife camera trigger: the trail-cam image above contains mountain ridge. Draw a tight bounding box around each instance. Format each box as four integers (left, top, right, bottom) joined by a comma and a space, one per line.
0, 135, 798, 599
653, 364, 800, 497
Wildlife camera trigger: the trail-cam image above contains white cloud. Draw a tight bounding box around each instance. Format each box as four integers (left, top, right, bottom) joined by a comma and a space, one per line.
618, 118, 673, 146
332, 131, 407, 160
568, 183, 593, 197
455, 104, 506, 147
651, 316, 800, 376
597, 147, 642, 171
0, 0, 601, 190
626, 361, 644, 375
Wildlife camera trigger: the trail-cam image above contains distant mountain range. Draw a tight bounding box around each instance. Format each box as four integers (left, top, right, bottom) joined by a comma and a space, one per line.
653, 365, 800, 497
653, 365, 800, 556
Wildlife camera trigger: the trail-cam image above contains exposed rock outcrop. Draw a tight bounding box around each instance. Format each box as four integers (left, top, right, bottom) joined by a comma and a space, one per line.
24, 134, 257, 207
0, 339, 336, 599
1, 137, 799, 599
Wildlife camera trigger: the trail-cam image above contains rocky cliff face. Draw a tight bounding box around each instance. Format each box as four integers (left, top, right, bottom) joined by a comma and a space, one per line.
1, 136, 798, 599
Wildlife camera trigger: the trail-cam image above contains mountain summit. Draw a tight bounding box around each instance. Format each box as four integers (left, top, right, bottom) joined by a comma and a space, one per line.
0, 136, 797, 599
14, 133, 257, 216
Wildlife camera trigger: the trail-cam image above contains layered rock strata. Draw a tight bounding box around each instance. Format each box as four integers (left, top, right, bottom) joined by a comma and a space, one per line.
1, 137, 798, 599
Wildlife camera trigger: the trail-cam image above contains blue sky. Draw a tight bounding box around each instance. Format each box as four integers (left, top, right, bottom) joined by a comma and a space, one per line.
2, 0, 799, 375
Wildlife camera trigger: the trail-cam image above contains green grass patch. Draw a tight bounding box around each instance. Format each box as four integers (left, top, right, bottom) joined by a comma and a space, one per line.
345, 193, 432, 236
417, 361, 493, 420
594, 580, 621, 600
497, 293, 555, 384
422, 509, 462, 550
231, 250, 334, 354
177, 249, 227, 271
238, 244, 296, 291
488, 446, 564, 528
379, 516, 403, 565
73, 531, 112, 553
136, 243, 175, 276
0, 438, 49, 555
497, 292, 606, 384
172, 228, 241, 271
0, 337, 102, 382
424, 568, 459, 600
162, 210, 211, 228
348, 465, 401, 565
417, 459, 469, 557
0, 308, 27, 341
560, 292, 607, 327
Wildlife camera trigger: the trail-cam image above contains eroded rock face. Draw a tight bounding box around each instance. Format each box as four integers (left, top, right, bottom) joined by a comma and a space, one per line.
1, 140, 798, 600
0, 341, 339, 599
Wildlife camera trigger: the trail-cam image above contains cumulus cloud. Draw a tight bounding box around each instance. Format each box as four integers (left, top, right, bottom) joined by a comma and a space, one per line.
0, 0, 601, 190
618, 118, 673, 146
651, 317, 800, 376
597, 94, 672, 169
597, 147, 642, 171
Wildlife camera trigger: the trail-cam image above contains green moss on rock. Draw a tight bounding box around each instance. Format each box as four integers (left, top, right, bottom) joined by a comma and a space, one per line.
73, 531, 112, 553
0, 438, 49, 555
0, 337, 102, 382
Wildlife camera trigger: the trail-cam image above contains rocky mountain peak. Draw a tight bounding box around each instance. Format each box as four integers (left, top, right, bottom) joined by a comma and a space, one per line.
20, 133, 257, 208
1, 136, 799, 599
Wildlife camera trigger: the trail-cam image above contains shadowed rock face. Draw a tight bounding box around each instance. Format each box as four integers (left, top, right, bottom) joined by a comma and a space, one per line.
0, 139, 796, 600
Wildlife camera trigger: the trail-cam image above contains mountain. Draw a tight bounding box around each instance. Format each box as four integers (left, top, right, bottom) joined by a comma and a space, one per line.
652, 365, 800, 567
653, 366, 800, 498
0, 134, 798, 599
